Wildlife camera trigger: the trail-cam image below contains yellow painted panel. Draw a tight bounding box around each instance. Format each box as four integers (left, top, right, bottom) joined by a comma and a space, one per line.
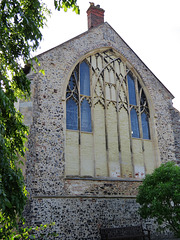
91, 55, 96, 70
66, 131, 79, 175
110, 70, 115, 84
115, 61, 120, 76
116, 79, 120, 93
144, 140, 155, 174
94, 103, 107, 176
92, 75, 97, 94
97, 55, 102, 70
111, 86, 116, 101
99, 76, 104, 93
104, 68, 109, 83
80, 132, 94, 176
132, 139, 145, 179
120, 62, 126, 77
107, 103, 120, 177
95, 80, 103, 97
119, 108, 132, 178
105, 84, 111, 100
120, 81, 127, 103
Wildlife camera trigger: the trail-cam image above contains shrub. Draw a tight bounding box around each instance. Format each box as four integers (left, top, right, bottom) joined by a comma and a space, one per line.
136, 162, 180, 237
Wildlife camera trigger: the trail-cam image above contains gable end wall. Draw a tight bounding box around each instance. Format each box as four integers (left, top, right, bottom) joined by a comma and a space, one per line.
23, 23, 179, 239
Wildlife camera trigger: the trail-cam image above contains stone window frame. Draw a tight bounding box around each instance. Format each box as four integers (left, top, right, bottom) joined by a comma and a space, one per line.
63, 47, 160, 179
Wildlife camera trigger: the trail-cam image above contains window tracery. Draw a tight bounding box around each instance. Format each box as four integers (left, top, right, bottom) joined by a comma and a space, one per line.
66, 49, 155, 179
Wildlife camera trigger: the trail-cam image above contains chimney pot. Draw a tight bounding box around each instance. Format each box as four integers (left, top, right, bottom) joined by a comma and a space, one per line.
87, 3, 105, 29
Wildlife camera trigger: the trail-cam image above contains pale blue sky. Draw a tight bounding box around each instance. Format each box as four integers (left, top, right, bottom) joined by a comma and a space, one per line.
36, 0, 180, 111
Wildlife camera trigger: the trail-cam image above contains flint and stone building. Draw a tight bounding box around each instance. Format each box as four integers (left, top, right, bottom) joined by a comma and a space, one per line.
21, 3, 180, 239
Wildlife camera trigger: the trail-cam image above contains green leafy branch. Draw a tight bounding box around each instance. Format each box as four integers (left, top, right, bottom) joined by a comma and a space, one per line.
137, 162, 180, 237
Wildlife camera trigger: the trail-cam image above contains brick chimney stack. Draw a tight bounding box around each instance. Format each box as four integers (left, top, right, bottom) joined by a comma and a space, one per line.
87, 3, 105, 30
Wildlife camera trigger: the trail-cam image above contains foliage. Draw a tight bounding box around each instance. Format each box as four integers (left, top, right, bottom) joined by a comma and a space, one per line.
54, 0, 80, 13
0, 0, 79, 236
136, 161, 180, 237
0, 0, 47, 228
0, 221, 58, 239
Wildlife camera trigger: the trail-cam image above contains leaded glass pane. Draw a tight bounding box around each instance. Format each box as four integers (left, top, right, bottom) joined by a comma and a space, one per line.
130, 108, 140, 138
141, 112, 150, 139
81, 99, 92, 132
66, 69, 78, 100
140, 90, 146, 106
80, 61, 90, 96
66, 98, 78, 130
69, 75, 75, 90
127, 73, 137, 105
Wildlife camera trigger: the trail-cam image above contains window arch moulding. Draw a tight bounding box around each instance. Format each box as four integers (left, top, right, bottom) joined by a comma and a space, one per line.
65, 48, 160, 180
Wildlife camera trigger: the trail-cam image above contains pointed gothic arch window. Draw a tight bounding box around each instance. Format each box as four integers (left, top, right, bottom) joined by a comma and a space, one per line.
66, 61, 92, 132
66, 49, 156, 179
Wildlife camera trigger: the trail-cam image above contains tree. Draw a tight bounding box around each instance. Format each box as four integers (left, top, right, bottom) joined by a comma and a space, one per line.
136, 161, 180, 237
0, 0, 79, 236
